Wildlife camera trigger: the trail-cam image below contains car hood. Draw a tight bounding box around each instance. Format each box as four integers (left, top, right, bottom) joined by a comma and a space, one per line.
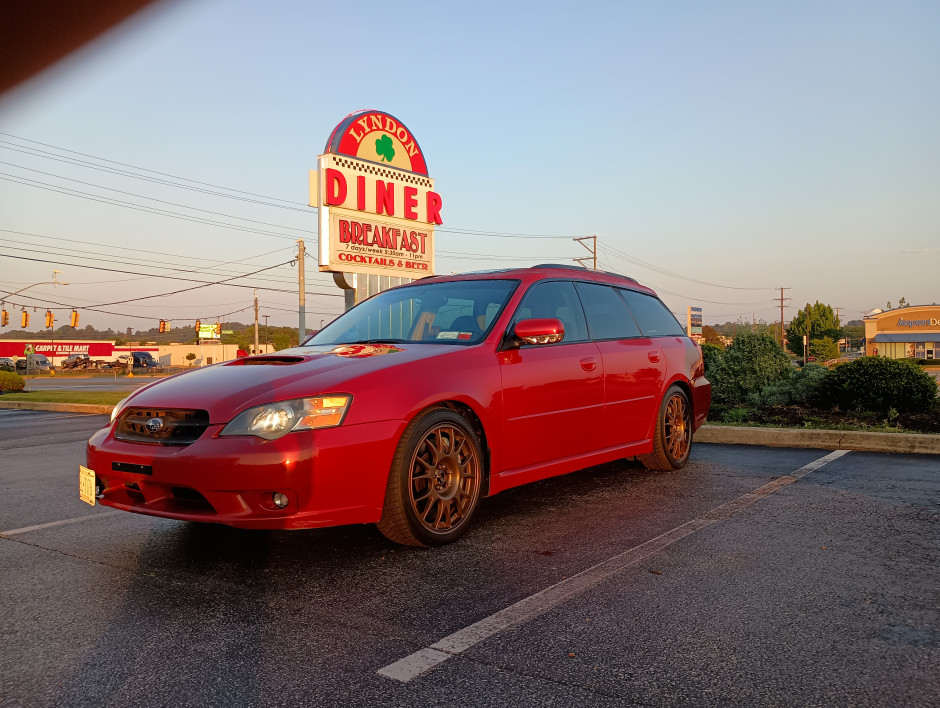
121, 343, 458, 422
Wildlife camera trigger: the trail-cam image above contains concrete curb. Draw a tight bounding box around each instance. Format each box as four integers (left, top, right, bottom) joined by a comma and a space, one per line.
0, 401, 113, 415
2, 401, 938, 454
694, 424, 940, 455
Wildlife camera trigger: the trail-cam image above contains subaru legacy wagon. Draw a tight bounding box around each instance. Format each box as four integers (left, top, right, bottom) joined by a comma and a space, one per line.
85, 265, 711, 546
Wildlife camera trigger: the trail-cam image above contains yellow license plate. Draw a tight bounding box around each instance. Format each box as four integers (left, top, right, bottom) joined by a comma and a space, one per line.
79, 465, 96, 506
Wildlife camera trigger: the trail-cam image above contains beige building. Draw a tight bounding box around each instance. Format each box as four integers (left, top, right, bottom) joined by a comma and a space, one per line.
150, 342, 276, 367
864, 305, 940, 360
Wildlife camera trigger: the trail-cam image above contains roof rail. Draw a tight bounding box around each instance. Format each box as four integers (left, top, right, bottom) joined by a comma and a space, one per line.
531, 263, 637, 283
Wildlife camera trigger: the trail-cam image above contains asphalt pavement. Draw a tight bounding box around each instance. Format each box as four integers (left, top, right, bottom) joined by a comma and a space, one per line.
0, 410, 937, 707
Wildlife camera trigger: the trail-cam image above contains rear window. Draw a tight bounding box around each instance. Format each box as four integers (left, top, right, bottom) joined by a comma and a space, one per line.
618, 289, 686, 337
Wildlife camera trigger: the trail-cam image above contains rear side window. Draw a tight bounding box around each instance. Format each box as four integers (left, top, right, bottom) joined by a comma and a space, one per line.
574, 282, 642, 340
513, 280, 588, 343
618, 289, 686, 337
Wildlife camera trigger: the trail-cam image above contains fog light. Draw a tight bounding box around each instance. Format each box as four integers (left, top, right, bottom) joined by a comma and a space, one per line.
272, 492, 289, 509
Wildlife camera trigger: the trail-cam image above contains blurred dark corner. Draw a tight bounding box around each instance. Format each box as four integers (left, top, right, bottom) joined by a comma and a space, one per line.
1, 0, 168, 96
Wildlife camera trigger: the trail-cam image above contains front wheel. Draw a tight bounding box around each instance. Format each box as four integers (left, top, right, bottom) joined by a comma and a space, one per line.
377, 408, 483, 547
639, 386, 692, 471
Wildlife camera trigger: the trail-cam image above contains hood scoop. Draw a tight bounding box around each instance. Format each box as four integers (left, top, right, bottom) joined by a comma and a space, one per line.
225, 356, 305, 366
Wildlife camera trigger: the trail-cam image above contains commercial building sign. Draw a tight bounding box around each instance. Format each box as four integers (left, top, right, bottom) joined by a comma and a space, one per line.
311, 110, 442, 279
687, 307, 703, 343
896, 317, 940, 328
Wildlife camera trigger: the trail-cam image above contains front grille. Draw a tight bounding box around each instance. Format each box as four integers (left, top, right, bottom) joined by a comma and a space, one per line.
115, 408, 210, 445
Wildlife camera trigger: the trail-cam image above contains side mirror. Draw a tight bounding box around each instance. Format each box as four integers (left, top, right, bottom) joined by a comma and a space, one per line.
512, 318, 565, 346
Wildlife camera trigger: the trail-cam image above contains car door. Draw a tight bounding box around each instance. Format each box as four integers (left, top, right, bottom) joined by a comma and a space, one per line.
498, 280, 604, 474
574, 282, 666, 449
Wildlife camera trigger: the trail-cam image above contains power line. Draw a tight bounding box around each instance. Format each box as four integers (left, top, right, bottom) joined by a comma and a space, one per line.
0, 241, 302, 288
0, 132, 303, 207
599, 243, 773, 291
0, 253, 343, 297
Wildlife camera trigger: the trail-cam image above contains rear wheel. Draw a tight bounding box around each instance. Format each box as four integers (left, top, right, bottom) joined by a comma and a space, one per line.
377, 408, 483, 547
639, 386, 692, 471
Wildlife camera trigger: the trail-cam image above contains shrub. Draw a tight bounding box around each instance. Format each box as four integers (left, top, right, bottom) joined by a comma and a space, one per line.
722, 407, 752, 424
819, 357, 938, 413
0, 370, 26, 392
748, 363, 829, 407
701, 343, 723, 378
710, 332, 792, 407
809, 336, 839, 362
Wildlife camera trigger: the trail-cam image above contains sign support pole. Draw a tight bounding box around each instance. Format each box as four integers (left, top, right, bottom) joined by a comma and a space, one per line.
297, 239, 306, 342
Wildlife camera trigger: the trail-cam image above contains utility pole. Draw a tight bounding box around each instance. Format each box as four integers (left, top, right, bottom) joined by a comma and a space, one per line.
297, 239, 306, 342
263, 315, 270, 351
253, 289, 259, 355
573, 236, 597, 269
777, 287, 790, 346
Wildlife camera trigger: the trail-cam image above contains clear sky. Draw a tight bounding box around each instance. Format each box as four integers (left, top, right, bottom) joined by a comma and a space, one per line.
1, 0, 938, 333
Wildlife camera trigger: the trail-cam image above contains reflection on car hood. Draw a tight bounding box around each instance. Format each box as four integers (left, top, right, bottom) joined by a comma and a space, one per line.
121, 343, 455, 422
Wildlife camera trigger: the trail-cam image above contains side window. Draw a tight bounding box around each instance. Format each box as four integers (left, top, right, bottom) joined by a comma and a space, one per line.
619, 289, 686, 337
574, 282, 642, 340
512, 280, 588, 343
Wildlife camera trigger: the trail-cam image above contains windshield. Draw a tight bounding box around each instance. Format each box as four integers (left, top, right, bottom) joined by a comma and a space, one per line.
305, 279, 519, 346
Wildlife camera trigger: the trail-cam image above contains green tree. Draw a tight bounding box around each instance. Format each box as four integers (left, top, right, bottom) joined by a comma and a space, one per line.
702, 325, 724, 348
785, 301, 841, 356
710, 332, 792, 407
809, 336, 839, 362
898, 297, 907, 308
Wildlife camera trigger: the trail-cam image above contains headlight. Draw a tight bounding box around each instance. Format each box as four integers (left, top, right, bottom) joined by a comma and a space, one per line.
110, 396, 131, 424
220, 395, 351, 440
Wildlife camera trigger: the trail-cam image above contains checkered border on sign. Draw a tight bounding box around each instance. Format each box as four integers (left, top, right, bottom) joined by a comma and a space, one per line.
333, 156, 432, 188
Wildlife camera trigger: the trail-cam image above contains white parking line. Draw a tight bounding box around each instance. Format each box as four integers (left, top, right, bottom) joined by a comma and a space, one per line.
378, 449, 851, 683
0, 511, 122, 537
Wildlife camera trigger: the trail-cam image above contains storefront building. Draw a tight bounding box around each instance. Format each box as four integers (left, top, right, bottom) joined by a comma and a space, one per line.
864, 305, 940, 359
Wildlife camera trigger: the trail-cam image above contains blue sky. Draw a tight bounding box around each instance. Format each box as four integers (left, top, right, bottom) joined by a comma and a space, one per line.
1, 0, 938, 332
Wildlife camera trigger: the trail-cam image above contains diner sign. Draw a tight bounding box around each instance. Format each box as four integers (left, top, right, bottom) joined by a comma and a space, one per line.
312, 110, 442, 278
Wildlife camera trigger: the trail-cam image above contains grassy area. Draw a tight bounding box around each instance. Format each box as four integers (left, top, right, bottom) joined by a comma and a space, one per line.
0, 390, 126, 405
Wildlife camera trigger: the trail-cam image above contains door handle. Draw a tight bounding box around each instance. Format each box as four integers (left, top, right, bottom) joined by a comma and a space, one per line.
580, 356, 597, 371
647, 351, 660, 363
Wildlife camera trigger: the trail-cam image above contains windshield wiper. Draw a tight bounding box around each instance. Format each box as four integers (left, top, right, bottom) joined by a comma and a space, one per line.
347, 338, 410, 344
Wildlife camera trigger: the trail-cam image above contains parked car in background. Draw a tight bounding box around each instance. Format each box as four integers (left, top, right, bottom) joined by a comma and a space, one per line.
0, 357, 15, 372
61, 353, 92, 369
86, 265, 711, 547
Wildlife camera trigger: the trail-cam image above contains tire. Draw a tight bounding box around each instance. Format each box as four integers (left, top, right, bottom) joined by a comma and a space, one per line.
638, 385, 692, 471
377, 408, 483, 547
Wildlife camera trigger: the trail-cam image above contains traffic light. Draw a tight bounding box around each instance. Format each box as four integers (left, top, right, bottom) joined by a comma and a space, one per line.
158, 319, 166, 333
70, 310, 79, 328
214, 323, 222, 336
21, 310, 29, 328
194, 319, 201, 336
45, 310, 54, 328
1, 309, 8, 326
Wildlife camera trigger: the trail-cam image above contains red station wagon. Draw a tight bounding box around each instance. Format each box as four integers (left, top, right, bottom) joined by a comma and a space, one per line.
85, 265, 711, 546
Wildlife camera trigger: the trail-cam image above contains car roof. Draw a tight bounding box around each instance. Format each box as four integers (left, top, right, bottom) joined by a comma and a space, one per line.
412, 264, 658, 296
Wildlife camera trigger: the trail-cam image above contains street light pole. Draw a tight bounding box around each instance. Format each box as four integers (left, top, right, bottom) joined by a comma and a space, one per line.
1, 272, 68, 373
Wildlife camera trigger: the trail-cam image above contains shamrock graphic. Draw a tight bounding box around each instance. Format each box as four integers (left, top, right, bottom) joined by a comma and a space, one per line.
375, 134, 395, 162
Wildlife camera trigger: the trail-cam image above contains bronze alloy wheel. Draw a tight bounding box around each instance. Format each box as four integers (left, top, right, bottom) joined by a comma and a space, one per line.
663, 391, 691, 461
639, 385, 693, 471
408, 423, 480, 534
378, 408, 484, 546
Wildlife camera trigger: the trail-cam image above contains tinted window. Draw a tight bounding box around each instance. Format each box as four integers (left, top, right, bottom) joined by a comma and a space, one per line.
513, 280, 588, 343
619, 289, 686, 337
574, 282, 642, 340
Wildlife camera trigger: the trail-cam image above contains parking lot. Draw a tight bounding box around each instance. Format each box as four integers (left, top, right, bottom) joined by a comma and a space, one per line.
1, 410, 937, 707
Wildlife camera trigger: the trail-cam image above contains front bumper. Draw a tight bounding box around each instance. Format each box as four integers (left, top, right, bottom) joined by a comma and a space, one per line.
86, 418, 405, 530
